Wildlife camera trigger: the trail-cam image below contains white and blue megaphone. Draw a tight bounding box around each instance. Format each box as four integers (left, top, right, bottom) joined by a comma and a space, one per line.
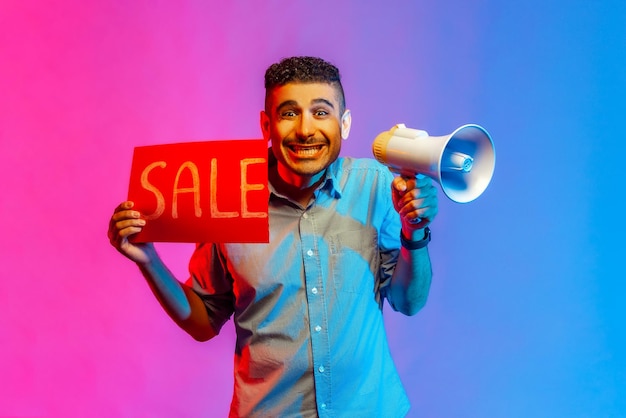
372, 124, 496, 203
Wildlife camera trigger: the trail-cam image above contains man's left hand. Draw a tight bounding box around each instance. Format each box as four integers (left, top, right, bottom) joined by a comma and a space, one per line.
391, 175, 438, 239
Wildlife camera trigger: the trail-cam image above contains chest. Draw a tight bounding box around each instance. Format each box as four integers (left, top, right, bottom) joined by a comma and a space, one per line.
221, 200, 382, 313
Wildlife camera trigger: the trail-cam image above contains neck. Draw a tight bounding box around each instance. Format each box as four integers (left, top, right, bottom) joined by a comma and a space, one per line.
270, 165, 325, 207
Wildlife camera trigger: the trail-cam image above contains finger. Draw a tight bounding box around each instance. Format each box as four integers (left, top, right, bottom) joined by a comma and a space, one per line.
111, 208, 143, 224
414, 175, 432, 188
402, 207, 431, 230
398, 197, 423, 218
392, 177, 421, 211
117, 225, 145, 242
397, 189, 428, 211
396, 175, 431, 192
109, 217, 145, 244
111, 224, 146, 255
398, 192, 438, 219
116, 217, 146, 229
400, 182, 437, 205
109, 201, 137, 232
112, 200, 133, 212
391, 176, 408, 193
398, 200, 427, 227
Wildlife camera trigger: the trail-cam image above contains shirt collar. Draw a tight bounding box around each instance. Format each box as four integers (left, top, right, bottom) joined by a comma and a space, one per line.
321, 159, 342, 199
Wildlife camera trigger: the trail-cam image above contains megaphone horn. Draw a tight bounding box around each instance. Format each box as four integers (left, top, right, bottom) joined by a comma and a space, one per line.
372, 124, 496, 203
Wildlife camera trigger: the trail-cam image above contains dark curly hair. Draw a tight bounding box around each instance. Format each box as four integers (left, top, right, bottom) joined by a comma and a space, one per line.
264, 56, 346, 112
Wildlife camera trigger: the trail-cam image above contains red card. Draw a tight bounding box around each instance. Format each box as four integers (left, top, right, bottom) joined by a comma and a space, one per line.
127, 139, 269, 243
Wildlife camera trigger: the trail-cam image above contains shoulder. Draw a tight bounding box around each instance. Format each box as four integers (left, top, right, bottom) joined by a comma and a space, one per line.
326, 157, 395, 201
333, 156, 390, 175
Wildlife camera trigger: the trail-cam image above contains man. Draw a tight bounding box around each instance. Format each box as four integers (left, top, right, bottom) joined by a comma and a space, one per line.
108, 56, 438, 417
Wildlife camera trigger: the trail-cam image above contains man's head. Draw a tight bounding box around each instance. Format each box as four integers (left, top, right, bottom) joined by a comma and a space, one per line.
261, 56, 352, 188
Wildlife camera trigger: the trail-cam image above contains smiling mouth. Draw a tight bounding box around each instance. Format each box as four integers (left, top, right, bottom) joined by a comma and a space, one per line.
288, 145, 325, 157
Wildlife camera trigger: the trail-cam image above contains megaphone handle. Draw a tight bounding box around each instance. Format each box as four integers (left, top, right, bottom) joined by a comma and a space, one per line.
404, 173, 425, 225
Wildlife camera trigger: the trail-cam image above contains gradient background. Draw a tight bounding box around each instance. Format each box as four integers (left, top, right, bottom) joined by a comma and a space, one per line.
1, 1, 625, 417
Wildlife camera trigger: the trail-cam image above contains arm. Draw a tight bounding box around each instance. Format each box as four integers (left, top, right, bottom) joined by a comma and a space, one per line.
387, 176, 438, 316
108, 201, 218, 341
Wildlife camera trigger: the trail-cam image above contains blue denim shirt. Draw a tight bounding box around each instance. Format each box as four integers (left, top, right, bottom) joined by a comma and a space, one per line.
189, 156, 411, 417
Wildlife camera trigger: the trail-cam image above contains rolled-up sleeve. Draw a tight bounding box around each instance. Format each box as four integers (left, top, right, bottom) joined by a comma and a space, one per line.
186, 243, 235, 334
374, 169, 402, 305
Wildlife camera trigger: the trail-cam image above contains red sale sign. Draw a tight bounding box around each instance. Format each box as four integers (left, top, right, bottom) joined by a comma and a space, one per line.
127, 139, 269, 243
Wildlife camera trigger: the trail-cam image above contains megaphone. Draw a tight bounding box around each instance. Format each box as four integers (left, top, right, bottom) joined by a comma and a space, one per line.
372, 124, 495, 203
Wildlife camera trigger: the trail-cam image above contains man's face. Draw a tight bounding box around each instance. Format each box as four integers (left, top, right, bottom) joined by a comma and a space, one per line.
261, 82, 350, 186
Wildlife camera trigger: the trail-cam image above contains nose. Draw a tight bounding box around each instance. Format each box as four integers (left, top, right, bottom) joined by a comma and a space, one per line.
296, 113, 315, 139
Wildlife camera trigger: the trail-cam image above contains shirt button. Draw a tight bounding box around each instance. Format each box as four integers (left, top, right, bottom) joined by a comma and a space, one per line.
321, 403, 327, 409
315, 325, 322, 332
318, 366, 325, 373
303, 212, 309, 219
306, 249, 314, 257
311, 287, 318, 294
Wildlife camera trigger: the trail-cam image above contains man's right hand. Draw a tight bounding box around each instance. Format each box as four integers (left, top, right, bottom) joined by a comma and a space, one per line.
108, 201, 156, 265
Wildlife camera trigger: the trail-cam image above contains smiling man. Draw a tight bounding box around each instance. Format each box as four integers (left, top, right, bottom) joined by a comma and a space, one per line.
108, 56, 438, 417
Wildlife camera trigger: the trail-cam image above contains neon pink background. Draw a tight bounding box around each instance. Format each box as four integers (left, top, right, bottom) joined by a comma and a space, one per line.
1, 1, 625, 416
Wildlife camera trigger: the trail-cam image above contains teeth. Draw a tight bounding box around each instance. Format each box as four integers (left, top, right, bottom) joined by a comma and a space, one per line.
292, 146, 322, 156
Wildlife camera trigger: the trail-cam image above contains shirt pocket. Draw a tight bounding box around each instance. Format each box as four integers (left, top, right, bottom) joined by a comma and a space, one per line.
329, 228, 379, 294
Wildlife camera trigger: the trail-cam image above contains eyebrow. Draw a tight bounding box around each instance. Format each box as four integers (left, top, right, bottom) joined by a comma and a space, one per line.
276, 98, 336, 114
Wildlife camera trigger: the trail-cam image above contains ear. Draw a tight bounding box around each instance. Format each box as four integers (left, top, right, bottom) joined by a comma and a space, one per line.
340, 109, 352, 140
260, 110, 271, 141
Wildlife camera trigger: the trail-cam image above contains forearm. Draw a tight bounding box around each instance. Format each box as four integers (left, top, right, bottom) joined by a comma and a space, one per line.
385, 172, 438, 315
388, 230, 433, 316
137, 255, 217, 341
109, 201, 218, 340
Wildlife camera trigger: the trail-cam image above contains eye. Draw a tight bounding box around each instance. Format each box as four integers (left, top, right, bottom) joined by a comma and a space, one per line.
314, 109, 330, 117
281, 110, 297, 119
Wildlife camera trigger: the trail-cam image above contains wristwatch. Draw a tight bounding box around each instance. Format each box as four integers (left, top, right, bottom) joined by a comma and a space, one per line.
400, 227, 431, 250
